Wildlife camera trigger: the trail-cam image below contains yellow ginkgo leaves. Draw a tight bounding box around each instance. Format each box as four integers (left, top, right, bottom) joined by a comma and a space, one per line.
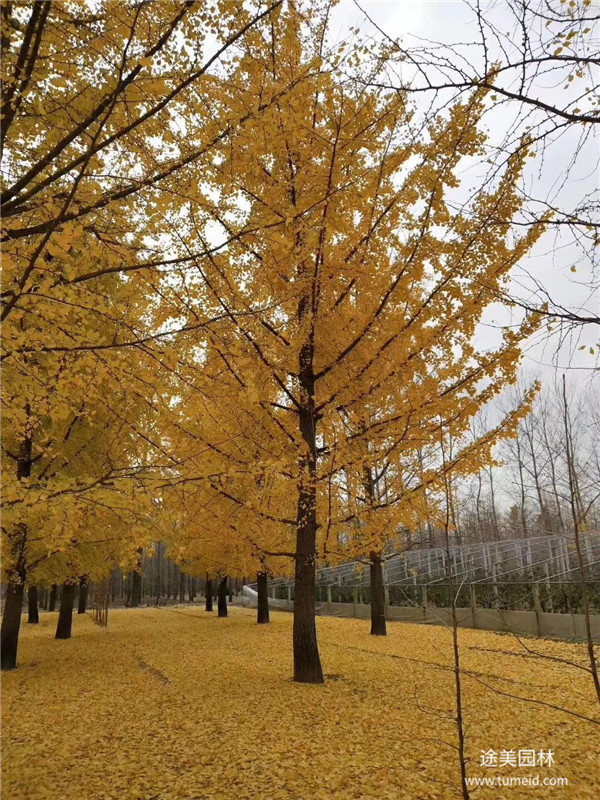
1, 607, 598, 800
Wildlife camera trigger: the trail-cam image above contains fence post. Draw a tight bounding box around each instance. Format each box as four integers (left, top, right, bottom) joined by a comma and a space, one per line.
492, 563, 500, 607
532, 583, 542, 613
544, 563, 554, 612
421, 584, 429, 624
532, 583, 542, 636
327, 584, 332, 611
470, 584, 478, 629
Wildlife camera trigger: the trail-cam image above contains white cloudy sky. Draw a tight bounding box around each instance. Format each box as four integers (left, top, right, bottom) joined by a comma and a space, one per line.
326, 0, 599, 384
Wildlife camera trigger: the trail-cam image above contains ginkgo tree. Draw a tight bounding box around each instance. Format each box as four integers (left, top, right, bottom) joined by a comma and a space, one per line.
156, 333, 298, 622
1, 0, 289, 670
0, 250, 173, 669
2, 0, 548, 686
160, 2, 546, 683
0, 334, 163, 668
1, 0, 285, 323
327, 389, 535, 637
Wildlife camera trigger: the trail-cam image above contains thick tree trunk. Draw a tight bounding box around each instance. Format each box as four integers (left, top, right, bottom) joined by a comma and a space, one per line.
27, 584, 39, 624
131, 570, 142, 607
55, 583, 76, 639
256, 570, 270, 624
217, 576, 228, 617
77, 576, 88, 614
48, 583, 57, 612
292, 328, 324, 683
189, 577, 196, 601
293, 480, 323, 683
1, 578, 25, 670
2, 440, 32, 669
205, 576, 213, 612
179, 570, 186, 603
369, 551, 386, 636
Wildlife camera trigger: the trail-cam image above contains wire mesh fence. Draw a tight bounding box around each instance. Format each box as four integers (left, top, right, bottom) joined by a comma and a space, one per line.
267, 580, 600, 614
261, 532, 600, 617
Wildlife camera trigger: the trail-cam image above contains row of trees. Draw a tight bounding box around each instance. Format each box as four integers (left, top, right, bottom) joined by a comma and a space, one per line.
17, 564, 235, 621
2, 0, 597, 684
409, 381, 600, 547
1, 0, 290, 668
499, 382, 600, 535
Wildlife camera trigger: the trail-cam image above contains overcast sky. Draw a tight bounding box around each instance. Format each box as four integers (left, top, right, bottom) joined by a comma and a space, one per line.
327, 0, 599, 385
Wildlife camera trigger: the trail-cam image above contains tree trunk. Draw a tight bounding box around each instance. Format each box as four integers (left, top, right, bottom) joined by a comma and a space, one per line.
131, 570, 142, 607
179, 570, 186, 603
562, 375, 600, 703
205, 576, 213, 612
77, 576, 88, 614
1, 578, 25, 670
55, 583, 76, 639
156, 542, 162, 603
475, 471, 483, 535
526, 422, 552, 532
189, 577, 196, 601
48, 583, 57, 612
217, 576, 228, 617
257, 570, 270, 624
2, 439, 32, 669
370, 552, 387, 635
27, 584, 39, 624
293, 329, 324, 683
131, 547, 143, 606
488, 466, 500, 540
515, 435, 529, 535
541, 409, 566, 533
293, 479, 323, 683
294, 513, 322, 682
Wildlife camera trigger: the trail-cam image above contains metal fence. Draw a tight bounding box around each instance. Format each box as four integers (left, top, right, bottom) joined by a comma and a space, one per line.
259, 532, 600, 617
314, 533, 600, 586
268, 580, 600, 615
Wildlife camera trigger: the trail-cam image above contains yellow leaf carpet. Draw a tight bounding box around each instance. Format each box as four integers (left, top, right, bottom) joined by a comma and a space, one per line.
2, 608, 597, 799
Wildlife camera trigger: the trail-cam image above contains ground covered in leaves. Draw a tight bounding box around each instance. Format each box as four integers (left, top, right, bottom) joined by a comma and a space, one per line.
2, 607, 598, 799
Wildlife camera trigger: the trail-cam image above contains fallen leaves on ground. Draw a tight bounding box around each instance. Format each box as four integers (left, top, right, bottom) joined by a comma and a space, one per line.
2, 607, 598, 799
